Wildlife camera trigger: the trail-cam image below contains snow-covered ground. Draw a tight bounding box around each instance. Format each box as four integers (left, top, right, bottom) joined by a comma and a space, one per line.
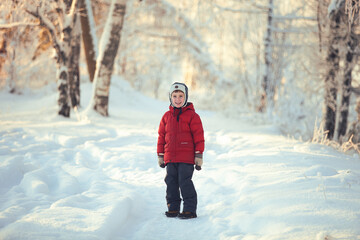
1, 79, 360, 240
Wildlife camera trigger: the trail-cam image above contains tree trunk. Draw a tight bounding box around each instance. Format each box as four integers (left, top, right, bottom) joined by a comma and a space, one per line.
260, 0, 274, 113
57, 0, 79, 117
0, 38, 6, 82
79, 0, 97, 83
8, 48, 16, 93
92, 0, 126, 116
57, 25, 72, 117
337, 25, 358, 141
68, 8, 81, 108
26, 0, 79, 117
323, 3, 343, 140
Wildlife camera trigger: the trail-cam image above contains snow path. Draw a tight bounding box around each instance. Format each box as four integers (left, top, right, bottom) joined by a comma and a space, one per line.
1, 80, 360, 240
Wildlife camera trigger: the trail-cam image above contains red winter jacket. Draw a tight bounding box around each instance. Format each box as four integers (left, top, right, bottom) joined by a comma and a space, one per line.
157, 103, 205, 165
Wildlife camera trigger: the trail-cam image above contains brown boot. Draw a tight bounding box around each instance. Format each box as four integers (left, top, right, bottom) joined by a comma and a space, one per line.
178, 211, 197, 219
165, 210, 179, 218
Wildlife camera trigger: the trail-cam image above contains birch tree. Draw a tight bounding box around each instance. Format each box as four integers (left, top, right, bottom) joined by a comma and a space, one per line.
323, 3, 342, 140
321, 0, 360, 141
69, 4, 81, 108
91, 0, 127, 116
337, 2, 359, 141
323, 0, 348, 140
79, 0, 97, 83
260, 0, 275, 113
27, 0, 81, 117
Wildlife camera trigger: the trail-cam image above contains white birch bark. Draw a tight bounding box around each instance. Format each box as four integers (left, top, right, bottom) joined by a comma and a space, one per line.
57, 0, 78, 116
79, 0, 98, 82
92, 0, 127, 116
27, 0, 79, 117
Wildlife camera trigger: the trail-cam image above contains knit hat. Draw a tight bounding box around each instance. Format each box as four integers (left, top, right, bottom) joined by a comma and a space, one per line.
169, 82, 188, 108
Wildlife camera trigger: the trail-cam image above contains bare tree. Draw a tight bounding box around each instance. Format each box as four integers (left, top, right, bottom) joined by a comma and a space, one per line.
323, 1, 343, 139
91, 0, 127, 116
260, 0, 275, 113
79, 0, 97, 83
69, 2, 81, 108
337, 9, 359, 140
27, 0, 81, 117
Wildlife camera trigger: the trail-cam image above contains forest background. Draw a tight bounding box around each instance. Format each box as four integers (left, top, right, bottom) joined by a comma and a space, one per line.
1, 0, 360, 149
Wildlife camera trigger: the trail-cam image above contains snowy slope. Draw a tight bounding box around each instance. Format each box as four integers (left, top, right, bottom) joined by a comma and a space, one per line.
0, 78, 360, 240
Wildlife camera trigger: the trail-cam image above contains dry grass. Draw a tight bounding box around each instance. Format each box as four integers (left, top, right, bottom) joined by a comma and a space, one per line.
340, 134, 360, 153
312, 118, 360, 155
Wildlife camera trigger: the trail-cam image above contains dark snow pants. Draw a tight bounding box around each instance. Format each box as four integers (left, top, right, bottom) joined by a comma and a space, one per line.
165, 163, 197, 213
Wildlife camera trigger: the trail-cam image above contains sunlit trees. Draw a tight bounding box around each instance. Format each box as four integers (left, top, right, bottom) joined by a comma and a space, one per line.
0, 0, 38, 93
4, 0, 360, 146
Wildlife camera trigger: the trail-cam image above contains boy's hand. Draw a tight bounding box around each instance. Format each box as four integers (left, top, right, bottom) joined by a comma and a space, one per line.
158, 154, 165, 168
195, 153, 203, 171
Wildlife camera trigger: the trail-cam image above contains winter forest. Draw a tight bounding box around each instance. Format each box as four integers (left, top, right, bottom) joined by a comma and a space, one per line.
1, 0, 360, 239
1, 0, 360, 143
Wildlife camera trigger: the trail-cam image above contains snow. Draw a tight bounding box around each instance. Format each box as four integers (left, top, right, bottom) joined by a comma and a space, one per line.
1, 78, 360, 240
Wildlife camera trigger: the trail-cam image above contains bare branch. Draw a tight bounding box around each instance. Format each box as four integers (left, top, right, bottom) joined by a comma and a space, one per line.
244, 0, 269, 11
211, 1, 315, 22
58, 0, 67, 16
273, 15, 317, 21
26, 8, 63, 60
211, 3, 266, 14
134, 29, 179, 40
0, 22, 39, 29
62, 0, 79, 30
69, 0, 78, 17
345, 0, 360, 24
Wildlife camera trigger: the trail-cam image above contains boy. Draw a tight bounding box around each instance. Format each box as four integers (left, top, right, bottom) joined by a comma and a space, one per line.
157, 82, 205, 219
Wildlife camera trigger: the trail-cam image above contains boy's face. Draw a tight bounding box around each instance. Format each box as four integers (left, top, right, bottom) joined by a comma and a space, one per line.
171, 91, 185, 108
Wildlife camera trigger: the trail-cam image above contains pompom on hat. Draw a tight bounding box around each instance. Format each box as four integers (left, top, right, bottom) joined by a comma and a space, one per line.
169, 82, 188, 108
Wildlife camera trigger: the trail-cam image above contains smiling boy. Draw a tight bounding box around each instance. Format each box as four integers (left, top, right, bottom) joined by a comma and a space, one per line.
157, 82, 205, 219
